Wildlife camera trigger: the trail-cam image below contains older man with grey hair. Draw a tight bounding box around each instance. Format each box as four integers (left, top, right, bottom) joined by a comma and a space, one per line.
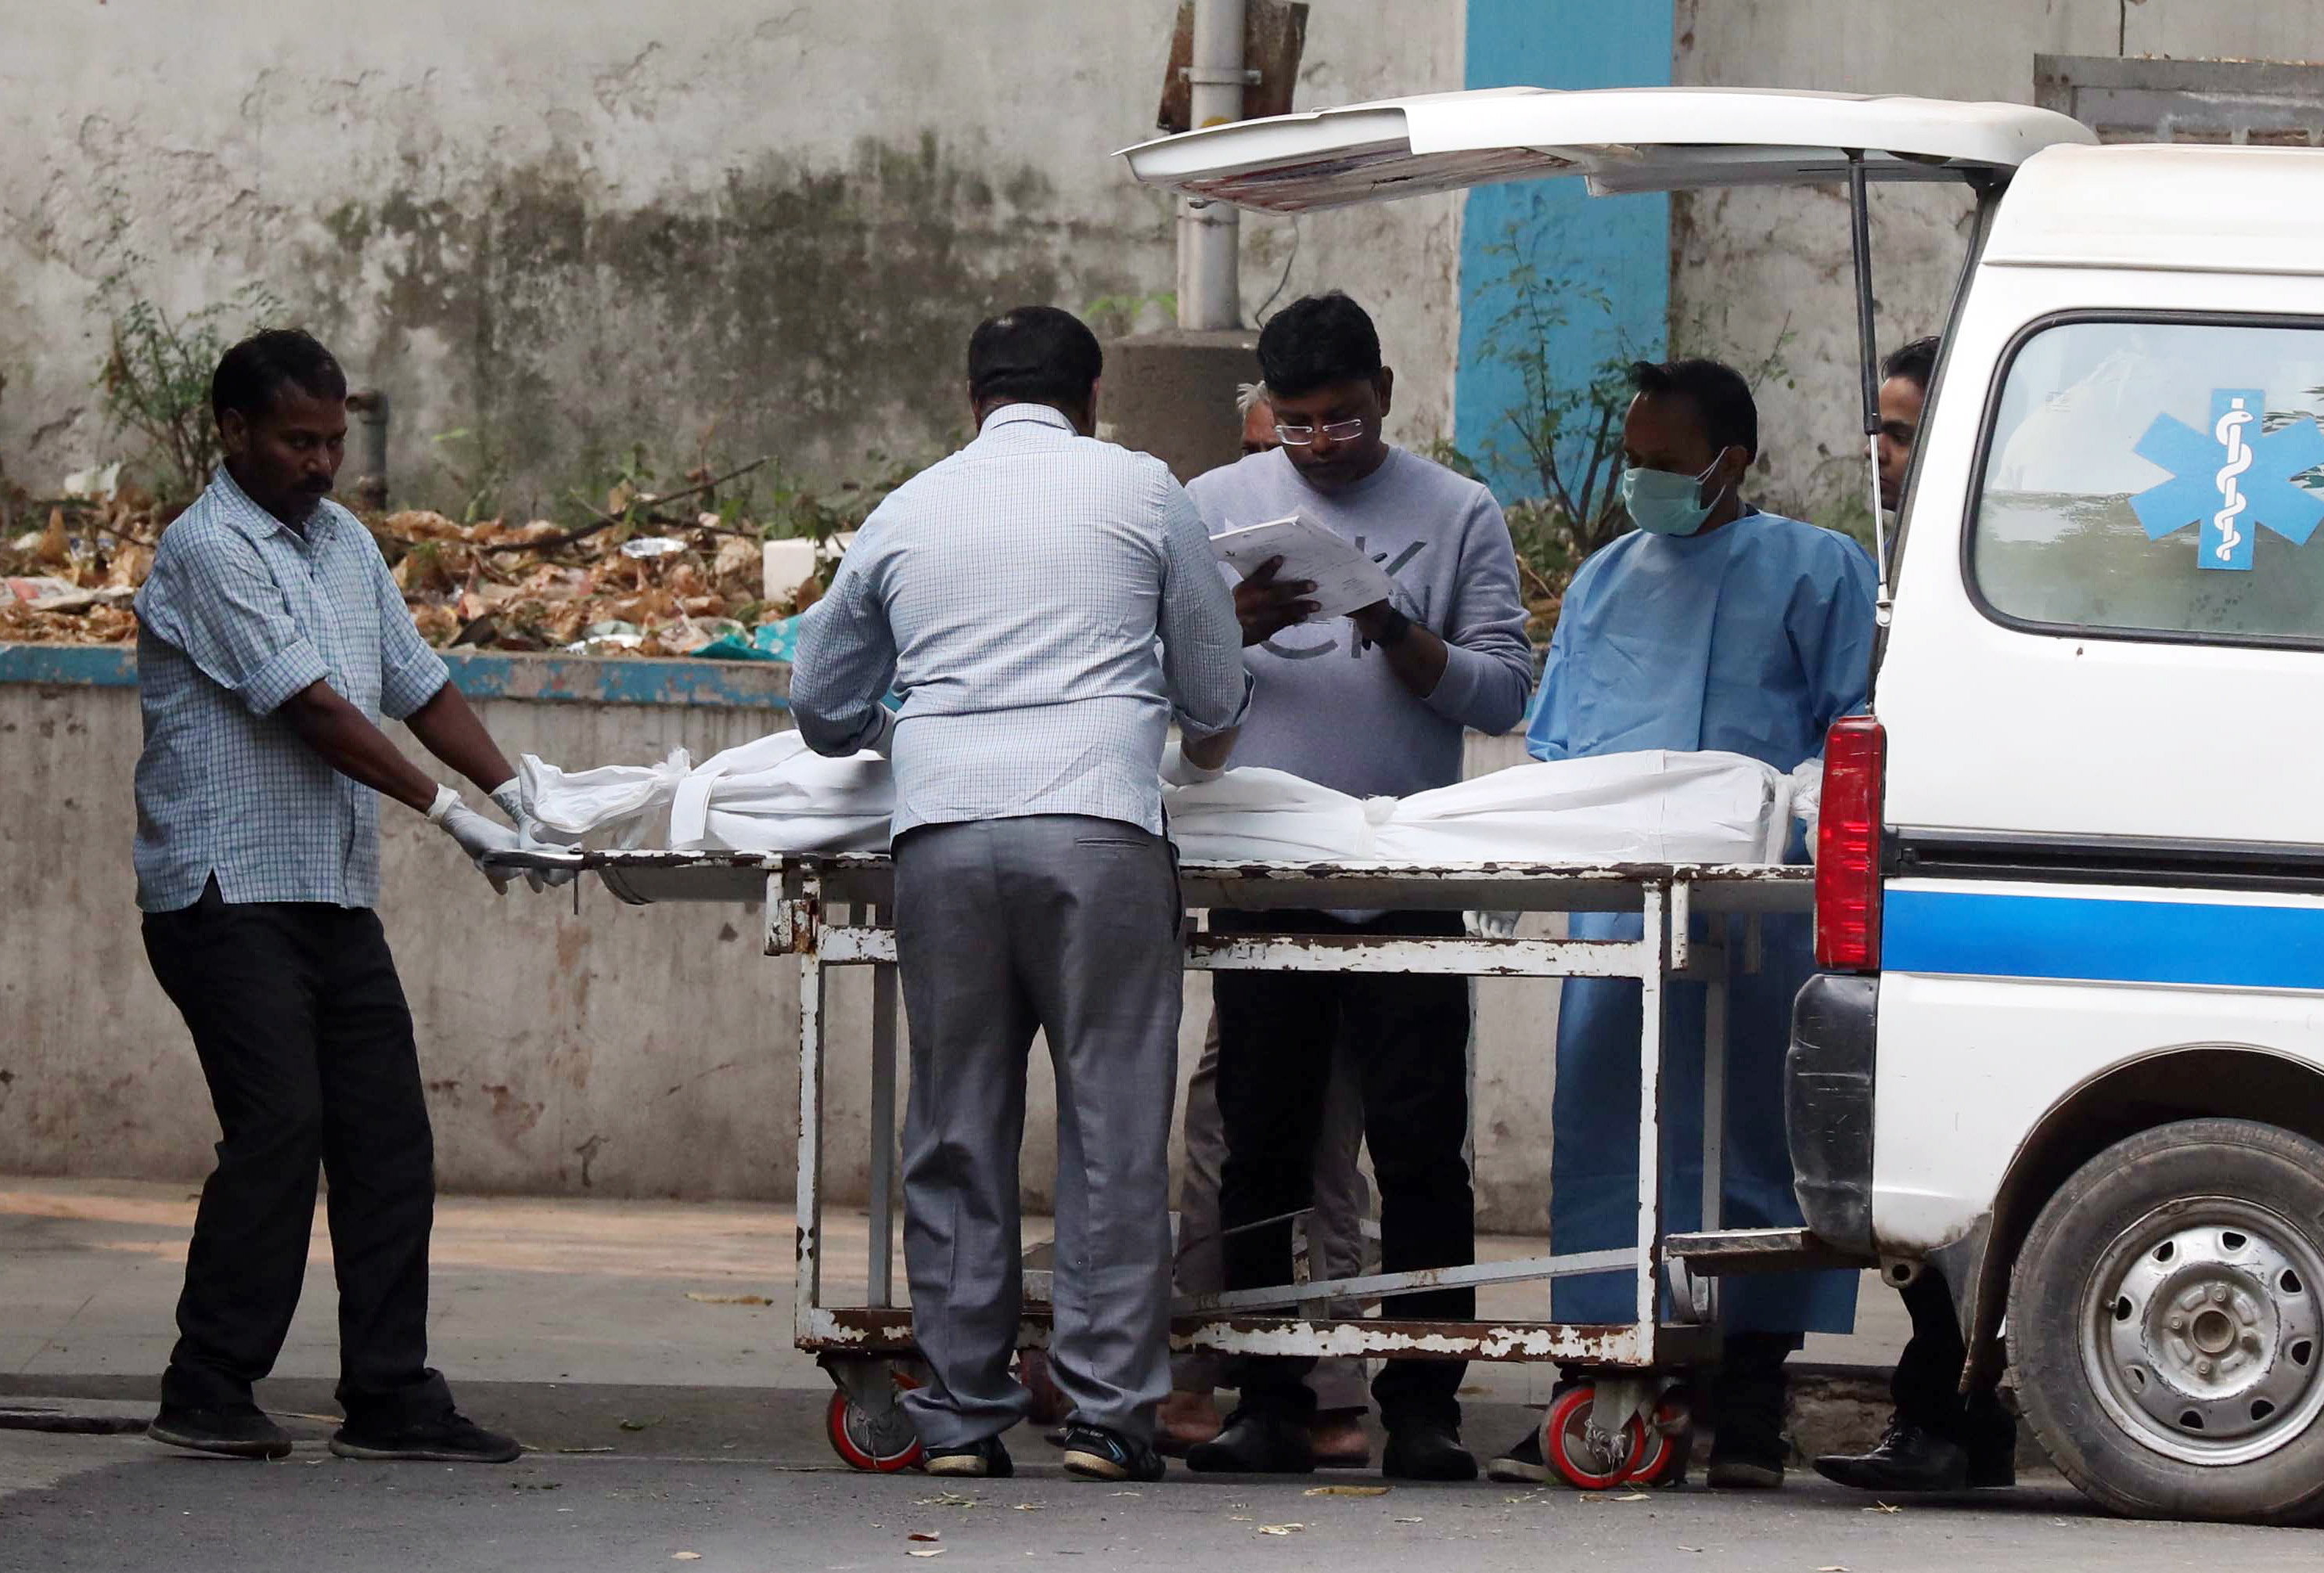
1159, 378, 1376, 1467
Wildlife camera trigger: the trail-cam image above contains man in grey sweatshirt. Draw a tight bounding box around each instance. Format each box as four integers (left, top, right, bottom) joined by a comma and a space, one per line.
1181, 293, 1534, 1482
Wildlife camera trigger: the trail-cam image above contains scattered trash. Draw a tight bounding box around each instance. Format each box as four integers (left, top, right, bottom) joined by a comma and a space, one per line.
548, 1445, 616, 1455
0, 476, 833, 655
1393, 1517, 1423, 1524
908, 1532, 941, 1543
618, 1419, 657, 1432
1817, 1565, 1851, 1571
1303, 1485, 1389, 1498
1010, 1504, 1044, 1513
683, 1291, 774, 1306
908, 1550, 948, 1560
916, 1492, 979, 1508
1580, 1491, 1650, 1505
1865, 1502, 1903, 1514
672, 1556, 702, 1563
509, 1481, 563, 1492
1256, 1524, 1305, 1536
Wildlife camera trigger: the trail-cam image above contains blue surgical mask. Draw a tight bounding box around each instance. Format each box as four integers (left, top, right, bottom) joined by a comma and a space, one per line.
1620, 454, 1729, 537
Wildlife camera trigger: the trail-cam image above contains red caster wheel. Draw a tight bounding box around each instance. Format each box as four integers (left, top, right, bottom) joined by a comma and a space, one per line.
826, 1387, 925, 1472
1542, 1384, 1650, 1490
1624, 1397, 1691, 1486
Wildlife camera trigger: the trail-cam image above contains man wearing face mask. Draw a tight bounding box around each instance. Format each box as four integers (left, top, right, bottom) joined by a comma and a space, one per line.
1485, 358, 1875, 1490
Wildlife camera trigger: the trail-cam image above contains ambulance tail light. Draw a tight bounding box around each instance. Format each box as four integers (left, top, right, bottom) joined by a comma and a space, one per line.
1815, 715, 1886, 971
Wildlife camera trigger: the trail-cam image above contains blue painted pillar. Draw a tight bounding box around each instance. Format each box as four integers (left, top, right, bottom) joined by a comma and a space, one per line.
1456, 1, 1675, 500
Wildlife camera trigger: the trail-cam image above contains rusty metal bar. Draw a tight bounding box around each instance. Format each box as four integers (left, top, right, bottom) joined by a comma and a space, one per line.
1635, 882, 1666, 1342
797, 1305, 1696, 1366
1179, 1247, 1637, 1313
867, 914, 898, 1309
793, 873, 828, 1346
1189, 933, 1652, 978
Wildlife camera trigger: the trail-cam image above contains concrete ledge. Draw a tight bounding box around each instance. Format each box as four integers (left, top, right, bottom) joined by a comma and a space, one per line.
0, 643, 791, 710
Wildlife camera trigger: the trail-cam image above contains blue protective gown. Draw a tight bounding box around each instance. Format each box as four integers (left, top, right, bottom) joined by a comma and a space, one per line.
1528, 508, 1876, 1334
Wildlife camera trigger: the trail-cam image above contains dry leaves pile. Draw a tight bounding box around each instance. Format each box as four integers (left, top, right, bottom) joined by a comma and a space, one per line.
1, 478, 821, 657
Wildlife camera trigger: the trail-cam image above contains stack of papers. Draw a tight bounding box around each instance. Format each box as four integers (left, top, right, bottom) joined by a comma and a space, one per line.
1210, 513, 1395, 619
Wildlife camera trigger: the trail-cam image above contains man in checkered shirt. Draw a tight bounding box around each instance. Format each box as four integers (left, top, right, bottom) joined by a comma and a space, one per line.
133, 329, 558, 1465
793, 306, 1249, 1484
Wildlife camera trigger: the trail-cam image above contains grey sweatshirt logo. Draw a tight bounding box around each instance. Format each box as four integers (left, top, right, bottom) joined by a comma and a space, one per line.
1262, 537, 1429, 660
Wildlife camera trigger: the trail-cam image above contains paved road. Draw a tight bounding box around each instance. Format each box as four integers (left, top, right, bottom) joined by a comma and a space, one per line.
3, 1388, 2317, 1573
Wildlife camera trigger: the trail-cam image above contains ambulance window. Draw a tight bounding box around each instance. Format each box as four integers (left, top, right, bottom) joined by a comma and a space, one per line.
1970, 319, 2324, 643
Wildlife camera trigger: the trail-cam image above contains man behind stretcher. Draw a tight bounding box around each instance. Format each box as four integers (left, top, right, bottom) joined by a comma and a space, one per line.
1183, 293, 1534, 1481
1489, 358, 1875, 1488
792, 306, 1249, 1483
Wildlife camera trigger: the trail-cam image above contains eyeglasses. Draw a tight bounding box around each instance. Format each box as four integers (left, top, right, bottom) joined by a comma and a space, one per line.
1273, 417, 1369, 447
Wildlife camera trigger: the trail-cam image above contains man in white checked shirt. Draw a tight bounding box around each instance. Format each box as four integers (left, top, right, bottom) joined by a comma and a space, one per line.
793, 306, 1249, 1485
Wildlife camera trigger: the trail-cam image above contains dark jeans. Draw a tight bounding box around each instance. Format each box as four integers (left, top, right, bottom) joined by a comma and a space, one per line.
1891, 1269, 2015, 1456
142, 881, 449, 1426
1210, 908, 1475, 1432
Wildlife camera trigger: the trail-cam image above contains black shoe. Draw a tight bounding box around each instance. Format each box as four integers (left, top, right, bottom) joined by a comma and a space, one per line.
149, 1405, 293, 1461
1813, 1420, 1977, 1492
1484, 1426, 1548, 1483
1382, 1423, 1477, 1482
1185, 1411, 1315, 1474
329, 1410, 521, 1463
1060, 1424, 1166, 1483
1705, 1452, 1785, 1489
1706, 1337, 1790, 1489
922, 1434, 1013, 1478
1967, 1444, 2016, 1490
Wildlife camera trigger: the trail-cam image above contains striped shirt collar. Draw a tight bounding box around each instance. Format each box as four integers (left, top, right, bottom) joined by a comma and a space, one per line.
212, 463, 344, 548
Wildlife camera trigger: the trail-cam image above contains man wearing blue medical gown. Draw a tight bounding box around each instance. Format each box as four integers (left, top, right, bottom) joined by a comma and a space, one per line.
1488, 358, 1877, 1488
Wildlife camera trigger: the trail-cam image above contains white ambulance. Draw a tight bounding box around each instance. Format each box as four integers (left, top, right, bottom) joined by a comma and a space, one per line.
1127, 88, 2324, 1523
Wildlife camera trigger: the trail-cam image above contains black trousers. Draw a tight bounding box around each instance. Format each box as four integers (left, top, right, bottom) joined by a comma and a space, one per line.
1210, 909, 1475, 1431
142, 882, 449, 1426
1890, 1269, 2015, 1456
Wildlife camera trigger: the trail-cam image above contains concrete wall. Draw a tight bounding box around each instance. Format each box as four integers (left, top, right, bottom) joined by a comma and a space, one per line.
0, 0, 1465, 511
0, 655, 1556, 1231
1671, 0, 2324, 524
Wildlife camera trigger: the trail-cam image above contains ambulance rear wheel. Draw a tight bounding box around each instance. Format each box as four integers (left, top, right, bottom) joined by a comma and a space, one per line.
826, 1388, 924, 1473
2012, 1118, 2324, 1524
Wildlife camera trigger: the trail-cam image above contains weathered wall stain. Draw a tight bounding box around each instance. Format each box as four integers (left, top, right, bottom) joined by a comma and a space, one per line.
286, 138, 1142, 509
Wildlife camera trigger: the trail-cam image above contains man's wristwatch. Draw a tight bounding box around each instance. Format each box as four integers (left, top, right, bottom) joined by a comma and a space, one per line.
1369, 605, 1415, 649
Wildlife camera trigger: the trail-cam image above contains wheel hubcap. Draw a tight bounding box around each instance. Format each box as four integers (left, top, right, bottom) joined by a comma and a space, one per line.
2081, 1200, 2324, 1467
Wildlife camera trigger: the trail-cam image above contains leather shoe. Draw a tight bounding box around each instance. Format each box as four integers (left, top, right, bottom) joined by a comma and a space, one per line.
1185, 1412, 1315, 1474
1813, 1420, 1977, 1492
1382, 1423, 1477, 1481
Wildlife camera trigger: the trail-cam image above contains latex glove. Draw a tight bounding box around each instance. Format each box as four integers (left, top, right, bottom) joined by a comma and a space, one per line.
429, 785, 523, 894
490, 778, 578, 891
1160, 740, 1226, 788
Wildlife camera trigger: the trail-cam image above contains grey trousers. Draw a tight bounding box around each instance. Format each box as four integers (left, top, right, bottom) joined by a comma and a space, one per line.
1172, 1011, 1372, 1409
893, 815, 1183, 1448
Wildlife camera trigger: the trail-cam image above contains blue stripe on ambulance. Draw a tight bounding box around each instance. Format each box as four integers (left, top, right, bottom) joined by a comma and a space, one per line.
1883, 887, 2324, 990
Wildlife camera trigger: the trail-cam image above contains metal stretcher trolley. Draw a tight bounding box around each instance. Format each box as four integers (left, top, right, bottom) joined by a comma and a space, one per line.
505, 847, 1863, 1485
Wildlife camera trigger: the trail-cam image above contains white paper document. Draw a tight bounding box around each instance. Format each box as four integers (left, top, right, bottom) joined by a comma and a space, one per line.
1210, 513, 1396, 620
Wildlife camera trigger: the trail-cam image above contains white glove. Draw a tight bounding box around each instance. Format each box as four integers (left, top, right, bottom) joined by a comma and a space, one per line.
429, 785, 523, 894
490, 778, 578, 891
1160, 740, 1226, 788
